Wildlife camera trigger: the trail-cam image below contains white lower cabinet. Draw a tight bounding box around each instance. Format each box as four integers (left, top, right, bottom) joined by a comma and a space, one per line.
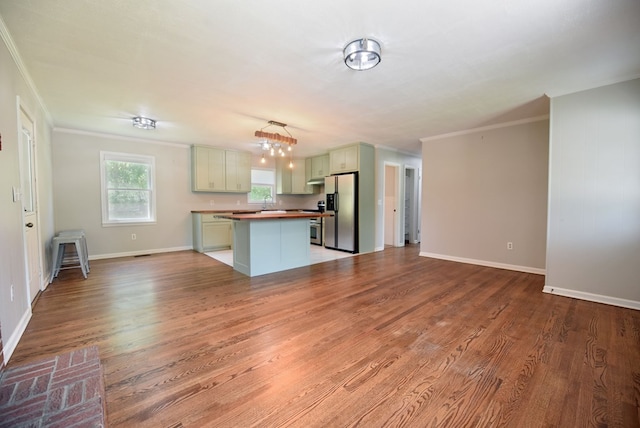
192, 213, 233, 252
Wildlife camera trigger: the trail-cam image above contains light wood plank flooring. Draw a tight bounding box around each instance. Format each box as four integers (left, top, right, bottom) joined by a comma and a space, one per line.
9, 246, 640, 427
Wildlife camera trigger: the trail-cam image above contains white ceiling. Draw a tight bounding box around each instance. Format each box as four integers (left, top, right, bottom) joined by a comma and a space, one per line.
1, 0, 639, 157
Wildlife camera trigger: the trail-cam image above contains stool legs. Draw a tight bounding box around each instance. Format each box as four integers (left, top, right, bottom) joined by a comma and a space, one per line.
52, 232, 89, 279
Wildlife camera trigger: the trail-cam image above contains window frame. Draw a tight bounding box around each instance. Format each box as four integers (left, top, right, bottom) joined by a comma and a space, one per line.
100, 151, 156, 226
247, 167, 277, 205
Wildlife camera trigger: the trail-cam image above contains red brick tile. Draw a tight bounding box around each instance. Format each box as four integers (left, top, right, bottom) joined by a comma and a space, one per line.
55, 352, 71, 370
45, 386, 65, 412
32, 373, 51, 395
85, 346, 99, 361
0, 346, 105, 427
14, 378, 35, 402
0, 394, 47, 425
83, 376, 102, 400
65, 381, 83, 407
2, 360, 55, 383
0, 384, 15, 406
70, 348, 86, 366
43, 398, 104, 427
51, 361, 101, 389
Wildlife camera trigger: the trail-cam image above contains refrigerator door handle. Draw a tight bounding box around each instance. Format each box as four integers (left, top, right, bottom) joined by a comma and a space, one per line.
334, 193, 339, 212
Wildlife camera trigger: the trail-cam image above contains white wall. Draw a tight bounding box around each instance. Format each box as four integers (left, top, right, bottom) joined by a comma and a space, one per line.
420, 119, 549, 273
544, 79, 640, 309
0, 26, 55, 364
52, 129, 321, 258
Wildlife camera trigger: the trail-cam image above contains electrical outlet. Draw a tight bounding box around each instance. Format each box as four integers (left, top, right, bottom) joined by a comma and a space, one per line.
209, 200, 215, 206
131, 233, 137, 240
507, 242, 513, 250
10, 284, 14, 301
236, 200, 240, 205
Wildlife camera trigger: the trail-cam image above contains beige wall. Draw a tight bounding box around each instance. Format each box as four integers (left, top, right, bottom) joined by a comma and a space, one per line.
52, 130, 321, 258
420, 119, 549, 273
545, 78, 640, 308
0, 27, 55, 363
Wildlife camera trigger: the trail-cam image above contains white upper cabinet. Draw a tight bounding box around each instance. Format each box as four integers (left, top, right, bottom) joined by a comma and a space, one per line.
329, 144, 360, 174
191, 145, 251, 193
225, 150, 251, 192
310, 154, 330, 179
192, 146, 226, 192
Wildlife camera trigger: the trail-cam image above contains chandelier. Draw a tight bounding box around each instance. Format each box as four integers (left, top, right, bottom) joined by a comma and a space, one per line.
255, 120, 297, 166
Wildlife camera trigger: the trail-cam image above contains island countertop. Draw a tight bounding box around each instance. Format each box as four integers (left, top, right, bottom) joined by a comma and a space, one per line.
190, 209, 260, 214
216, 212, 332, 220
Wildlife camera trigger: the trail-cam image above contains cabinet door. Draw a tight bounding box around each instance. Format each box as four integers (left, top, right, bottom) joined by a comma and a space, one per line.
225, 150, 251, 192
203, 221, 232, 249
192, 146, 225, 192
330, 145, 359, 174
311, 154, 329, 179
291, 158, 311, 194
276, 157, 292, 194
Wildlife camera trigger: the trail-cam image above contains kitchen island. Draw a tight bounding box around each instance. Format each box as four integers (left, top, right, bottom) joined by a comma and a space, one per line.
216, 211, 332, 277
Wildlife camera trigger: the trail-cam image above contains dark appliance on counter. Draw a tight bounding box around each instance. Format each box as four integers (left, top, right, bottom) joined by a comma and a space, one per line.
317, 200, 326, 212
324, 172, 358, 253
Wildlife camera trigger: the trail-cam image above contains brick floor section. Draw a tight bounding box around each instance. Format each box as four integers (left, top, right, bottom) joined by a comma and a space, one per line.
0, 346, 106, 427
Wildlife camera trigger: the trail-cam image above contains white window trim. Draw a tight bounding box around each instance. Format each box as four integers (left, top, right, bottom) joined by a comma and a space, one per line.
100, 151, 156, 226
248, 167, 276, 205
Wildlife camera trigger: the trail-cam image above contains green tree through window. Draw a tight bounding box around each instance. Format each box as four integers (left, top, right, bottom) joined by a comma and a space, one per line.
101, 152, 155, 224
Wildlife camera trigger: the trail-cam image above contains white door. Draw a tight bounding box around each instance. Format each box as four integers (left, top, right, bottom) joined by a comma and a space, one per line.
384, 164, 398, 247
19, 108, 41, 303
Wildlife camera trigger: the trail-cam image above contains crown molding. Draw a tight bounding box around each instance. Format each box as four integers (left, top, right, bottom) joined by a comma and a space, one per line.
420, 115, 549, 143
53, 127, 191, 149
0, 15, 53, 125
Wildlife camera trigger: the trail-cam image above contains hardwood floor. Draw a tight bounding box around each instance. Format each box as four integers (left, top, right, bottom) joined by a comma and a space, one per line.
9, 246, 640, 427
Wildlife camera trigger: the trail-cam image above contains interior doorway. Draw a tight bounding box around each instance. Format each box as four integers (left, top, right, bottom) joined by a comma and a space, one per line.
19, 104, 42, 303
404, 167, 420, 244
383, 163, 400, 247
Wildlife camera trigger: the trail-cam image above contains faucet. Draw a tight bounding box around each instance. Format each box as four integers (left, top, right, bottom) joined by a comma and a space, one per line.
262, 196, 273, 210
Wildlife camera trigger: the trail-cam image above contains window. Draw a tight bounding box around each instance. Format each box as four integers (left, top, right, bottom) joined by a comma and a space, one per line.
100, 151, 156, 225
248, 168, 276, 205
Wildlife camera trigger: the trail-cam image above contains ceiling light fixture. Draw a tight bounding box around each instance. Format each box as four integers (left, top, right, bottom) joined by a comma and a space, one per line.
343, 38, 381, 71
255, 120, 297, 167
132, 116, 156, 130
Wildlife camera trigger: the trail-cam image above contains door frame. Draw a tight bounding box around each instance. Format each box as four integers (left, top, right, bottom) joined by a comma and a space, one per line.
17, 98, 44, 302
383, 162, 403, 247
403, 166, 421, 244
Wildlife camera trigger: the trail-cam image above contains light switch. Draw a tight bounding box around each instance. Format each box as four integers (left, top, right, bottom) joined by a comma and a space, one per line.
12, 186, 20, 202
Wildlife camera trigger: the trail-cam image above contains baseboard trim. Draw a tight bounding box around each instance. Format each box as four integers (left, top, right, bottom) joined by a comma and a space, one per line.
542, 286, 640, 310
3, 307, 32, 365
89, 246, 193, 260
419, 252, 546, 275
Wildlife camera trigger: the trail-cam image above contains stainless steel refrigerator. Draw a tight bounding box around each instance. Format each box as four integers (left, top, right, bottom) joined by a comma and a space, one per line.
324, 172, 358, 253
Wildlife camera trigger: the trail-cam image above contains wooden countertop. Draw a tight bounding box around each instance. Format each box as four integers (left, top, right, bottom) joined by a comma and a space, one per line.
216, 212, 332, 220
191, 210, 258, 214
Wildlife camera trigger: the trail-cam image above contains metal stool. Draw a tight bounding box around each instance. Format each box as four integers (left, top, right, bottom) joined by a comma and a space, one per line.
56, 229, 89, 273
52, 231, 89, 279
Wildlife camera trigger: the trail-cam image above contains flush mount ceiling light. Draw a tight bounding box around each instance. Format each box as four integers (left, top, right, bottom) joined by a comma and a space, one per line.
343, 38, 381, 71
132, 116, 156, 130
255, 120, 297, 167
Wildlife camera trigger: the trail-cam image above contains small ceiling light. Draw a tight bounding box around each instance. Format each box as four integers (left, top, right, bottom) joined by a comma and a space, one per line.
133, 116, 156, 130
343, 38, 381, 71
